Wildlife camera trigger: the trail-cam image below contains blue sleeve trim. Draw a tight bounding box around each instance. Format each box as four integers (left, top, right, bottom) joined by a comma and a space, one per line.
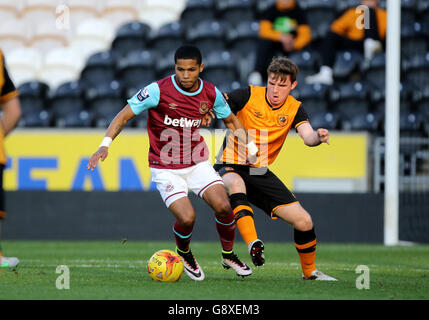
127, 82, 160, 115
213, 87, 232, 119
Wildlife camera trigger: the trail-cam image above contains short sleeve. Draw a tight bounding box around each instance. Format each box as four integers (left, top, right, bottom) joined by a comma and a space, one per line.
213, 87, 232, 119
292, 105, 309, 130
127, 82, 160, 115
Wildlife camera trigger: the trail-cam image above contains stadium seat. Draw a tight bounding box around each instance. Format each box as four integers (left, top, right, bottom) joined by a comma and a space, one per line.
335, 0, 360, 14
100, 0, 139, 30
30, 21, 69, 55
147, 21, 185, 56
17, 80, 49, 114
117, 49, 156, 88
330, 81, 370, 125
18, 109, 52, 127
139, 0, 185, 31
111, 21, 151, 58
186, 20, 227, 56
300, 0, 337, 40
50, 80, 85, 119
215, 0, 255, 28
225, 20, 260, 82
370, 82, 413, 115
0, 19, 30, 55
5, 48, 42, 87
85, 80, 123, 117
21, 0, 57, 26
403, 53, 429, 88
400, 22, 427, 60
0, 0, 20, 22
155, 50, 175, 79
55, 109, 93, 128
412, 86, 429, 121
70, 18, 115, 61
417, 0, 429, 22
201, 50, 239, 87
400, 112, 424, 137
180, 0, 216, 30
288, 50, 320, 84
38, 47, 84, 90
348, 111, 382, 133
216, 80, 242, 94
80, 50, 118, 88
332, 50, 363, 80
67, 0, 99, 33
309, 111, 340, 130
401, 0, 417, 26
362, 52, 386, 91
293, 83, 330, 116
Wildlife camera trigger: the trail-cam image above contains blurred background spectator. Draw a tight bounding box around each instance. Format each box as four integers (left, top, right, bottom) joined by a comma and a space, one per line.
248, 0, 311, 85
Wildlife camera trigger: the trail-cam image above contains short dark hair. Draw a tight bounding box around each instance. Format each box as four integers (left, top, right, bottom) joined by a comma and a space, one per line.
267, 57, 299, 83
174, 45, 202, 65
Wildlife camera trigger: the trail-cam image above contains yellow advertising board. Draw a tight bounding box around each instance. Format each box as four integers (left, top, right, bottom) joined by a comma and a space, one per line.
3, 129, 368, 191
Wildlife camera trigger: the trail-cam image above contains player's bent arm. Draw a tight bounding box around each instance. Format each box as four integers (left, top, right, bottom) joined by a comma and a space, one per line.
222, 113, 259, 157
297, 122, 330, 147
0, 97, 22, 137
87, 104, 136, 170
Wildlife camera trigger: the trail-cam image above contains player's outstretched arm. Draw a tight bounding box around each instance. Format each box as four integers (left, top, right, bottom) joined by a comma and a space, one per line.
87, 104, 136, 171
297, 122, 330, 147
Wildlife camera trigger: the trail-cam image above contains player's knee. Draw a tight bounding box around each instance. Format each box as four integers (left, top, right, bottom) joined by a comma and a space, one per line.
213, 201, 232, 217
223, 174, 245, 194
295, 214, 313, 231
177, 216, 195, 229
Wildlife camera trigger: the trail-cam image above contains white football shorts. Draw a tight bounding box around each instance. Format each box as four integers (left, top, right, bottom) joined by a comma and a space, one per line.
150, 161, 224, 208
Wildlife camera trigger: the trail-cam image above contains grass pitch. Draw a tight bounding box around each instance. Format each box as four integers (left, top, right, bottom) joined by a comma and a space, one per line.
1, 240, 428, 300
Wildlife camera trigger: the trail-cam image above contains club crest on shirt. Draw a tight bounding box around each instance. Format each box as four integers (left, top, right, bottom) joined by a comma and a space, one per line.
277, 114, 289, 127
137, 88, 149, 101
199, 101, 210, 114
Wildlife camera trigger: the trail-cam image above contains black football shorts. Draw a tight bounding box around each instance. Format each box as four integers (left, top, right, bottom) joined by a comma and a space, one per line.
213, 163, 298, 219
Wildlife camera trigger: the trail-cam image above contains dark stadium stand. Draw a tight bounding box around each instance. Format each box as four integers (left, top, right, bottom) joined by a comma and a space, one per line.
111, 21, 151, 57
116, 49, 157, 88
3, 0, 427, 135
80, 50, 118, 88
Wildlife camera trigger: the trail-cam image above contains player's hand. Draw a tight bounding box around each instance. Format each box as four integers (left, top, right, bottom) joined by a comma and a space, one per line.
87, 147, 109, 171
317, 128, 330, 145
202, 110, 215, 127
247, 153, 258, 165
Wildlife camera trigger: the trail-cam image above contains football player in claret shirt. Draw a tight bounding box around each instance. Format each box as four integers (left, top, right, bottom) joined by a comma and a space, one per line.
210, 57, 337, 280
88, 45, 256, 281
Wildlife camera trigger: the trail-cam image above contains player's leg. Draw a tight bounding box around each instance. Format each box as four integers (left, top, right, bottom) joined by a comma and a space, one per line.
0, 164, 19, 268
190, 162, 252, 277
221, 170, 264, 267
150, 167, 204, 280
273, 203, 337, 281
168, 197, 205, 281
202, 183, 252, 277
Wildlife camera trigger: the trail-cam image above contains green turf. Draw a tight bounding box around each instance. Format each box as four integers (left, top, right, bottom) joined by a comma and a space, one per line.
1, 241, 428, 300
